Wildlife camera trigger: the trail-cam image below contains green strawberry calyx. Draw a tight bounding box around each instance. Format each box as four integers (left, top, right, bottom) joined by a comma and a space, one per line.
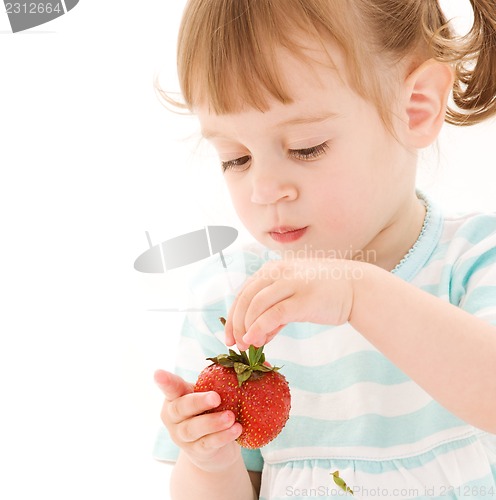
207, 317, 282, 387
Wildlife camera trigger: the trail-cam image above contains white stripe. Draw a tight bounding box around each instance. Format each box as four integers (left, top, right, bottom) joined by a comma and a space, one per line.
460, 231, 496, 257
264, 427, 478, 462
462, 263, 496, 288
175, 338, 208, 374
472, 306, 496, 323
412, 259, 447, 284
191, 271, 246, 304
289, 381, 433, 420
266, 432, 490, 500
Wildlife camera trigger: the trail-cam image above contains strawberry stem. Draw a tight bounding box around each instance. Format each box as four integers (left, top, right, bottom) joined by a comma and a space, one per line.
207, 317, 281, 386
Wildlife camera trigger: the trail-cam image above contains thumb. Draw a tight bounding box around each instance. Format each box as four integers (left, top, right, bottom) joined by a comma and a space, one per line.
154, 369, 194, 401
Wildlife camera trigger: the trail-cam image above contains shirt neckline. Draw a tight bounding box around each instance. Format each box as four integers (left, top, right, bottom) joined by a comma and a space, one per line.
390, 189, 443, 282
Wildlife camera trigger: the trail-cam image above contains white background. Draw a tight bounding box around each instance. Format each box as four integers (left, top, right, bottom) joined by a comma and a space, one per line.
0, 1, 494, 499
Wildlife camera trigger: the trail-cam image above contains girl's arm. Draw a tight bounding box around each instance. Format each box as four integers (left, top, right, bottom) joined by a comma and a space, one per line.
227, 258, 496, 432
350, 263, 496, 433
170, 451, 259, 500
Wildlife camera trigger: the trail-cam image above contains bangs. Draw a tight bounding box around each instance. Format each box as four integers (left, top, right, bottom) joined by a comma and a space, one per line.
177, 0, 359, 114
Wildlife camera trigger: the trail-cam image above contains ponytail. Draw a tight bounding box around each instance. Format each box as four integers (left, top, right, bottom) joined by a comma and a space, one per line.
444, 0, 496, 126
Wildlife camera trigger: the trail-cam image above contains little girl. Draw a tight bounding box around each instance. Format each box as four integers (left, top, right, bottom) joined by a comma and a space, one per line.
153, 1, 496, 498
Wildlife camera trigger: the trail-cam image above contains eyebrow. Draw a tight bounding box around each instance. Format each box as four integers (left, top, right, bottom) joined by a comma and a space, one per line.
202, 111, 339, 139
277, 112, 340, 127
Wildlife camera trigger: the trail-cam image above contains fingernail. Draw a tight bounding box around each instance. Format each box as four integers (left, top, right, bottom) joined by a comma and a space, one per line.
222, 411, 233, 423
242, 334, 255, 347
207, 392, 220, 407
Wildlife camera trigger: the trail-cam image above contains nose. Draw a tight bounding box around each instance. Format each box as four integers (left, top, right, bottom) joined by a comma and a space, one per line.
250, 166, 298, 205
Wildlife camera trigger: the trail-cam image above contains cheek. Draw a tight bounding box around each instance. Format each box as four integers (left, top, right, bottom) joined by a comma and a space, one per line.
310, 182, 376, 234
225, 181, 254, 222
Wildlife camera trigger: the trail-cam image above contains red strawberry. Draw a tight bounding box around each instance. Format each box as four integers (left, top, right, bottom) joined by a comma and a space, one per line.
194, 321, 291, 449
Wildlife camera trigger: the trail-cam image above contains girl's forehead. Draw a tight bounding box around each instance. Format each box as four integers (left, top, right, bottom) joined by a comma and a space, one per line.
189, 28, 352, 116
197, 59, 357, 140
197, 42, 351, 120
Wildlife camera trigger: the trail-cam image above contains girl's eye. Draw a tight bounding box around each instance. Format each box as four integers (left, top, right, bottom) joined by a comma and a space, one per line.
289, 142, 329, 161
221, 155, 251, 172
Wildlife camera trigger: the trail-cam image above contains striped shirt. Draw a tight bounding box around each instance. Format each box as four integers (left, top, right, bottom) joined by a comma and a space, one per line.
153, 192, 496, 499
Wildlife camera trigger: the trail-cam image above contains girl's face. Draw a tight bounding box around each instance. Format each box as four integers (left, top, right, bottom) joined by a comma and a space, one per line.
198, 42, 425, 269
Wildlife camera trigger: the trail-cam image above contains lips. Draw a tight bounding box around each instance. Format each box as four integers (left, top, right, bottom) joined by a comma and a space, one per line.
269, 226, 308, 243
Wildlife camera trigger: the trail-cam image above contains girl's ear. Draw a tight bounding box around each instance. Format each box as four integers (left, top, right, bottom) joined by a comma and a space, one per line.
401, 59, 454, 148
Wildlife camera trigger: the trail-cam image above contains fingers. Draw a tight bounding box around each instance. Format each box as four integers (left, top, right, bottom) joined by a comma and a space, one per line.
243, 283, 293, 335
232, 279, 270, 342
224, 273, 266, 348
227, 271, 293, 349
154, 369, 194, 401
154, 370, 222, 422
176, 410, 242, 446
193, 421, 243, 451
154, 369, 244, 469
244, 322, 287, 348
166, 390, 221, 424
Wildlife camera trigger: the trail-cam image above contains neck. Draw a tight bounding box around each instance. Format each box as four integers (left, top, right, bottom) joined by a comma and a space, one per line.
357, 191, 427, 272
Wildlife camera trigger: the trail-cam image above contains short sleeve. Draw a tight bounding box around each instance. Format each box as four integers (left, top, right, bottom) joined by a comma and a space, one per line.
450, 215, 496, 326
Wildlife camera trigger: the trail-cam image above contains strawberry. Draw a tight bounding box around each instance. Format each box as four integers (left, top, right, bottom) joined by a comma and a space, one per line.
193, 319, 291, 449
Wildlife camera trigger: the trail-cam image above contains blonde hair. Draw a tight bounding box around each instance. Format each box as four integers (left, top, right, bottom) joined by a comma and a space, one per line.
157, 0, 496, 128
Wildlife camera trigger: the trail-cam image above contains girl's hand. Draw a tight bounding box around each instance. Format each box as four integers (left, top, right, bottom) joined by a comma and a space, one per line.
154, 370, 243, 473
224, 259, 361, 350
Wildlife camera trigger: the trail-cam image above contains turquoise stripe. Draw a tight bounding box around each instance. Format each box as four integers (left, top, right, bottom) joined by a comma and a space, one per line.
427, 240, 452, 263
271, 401, 465, 449
425, 251, 496, 307
201, 310, 230, 342
269, 436, 479, 473
458, 248, 496, 286
450, 248, 496, 304
241, 447, 264, 472
461, 286, 496, 315
277, 321, 333, 340
420, 283, 443, 296
175, 366, 201, 382
453, 214, 496, 245
272, 351, 409, 393
152, 426, 179, 462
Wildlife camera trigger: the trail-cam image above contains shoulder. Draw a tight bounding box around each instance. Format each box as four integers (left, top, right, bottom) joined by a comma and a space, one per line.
443, 210, 496, 244
435, 210, 496, 299
415, 205, 496, 295
439, 210, 496, 264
